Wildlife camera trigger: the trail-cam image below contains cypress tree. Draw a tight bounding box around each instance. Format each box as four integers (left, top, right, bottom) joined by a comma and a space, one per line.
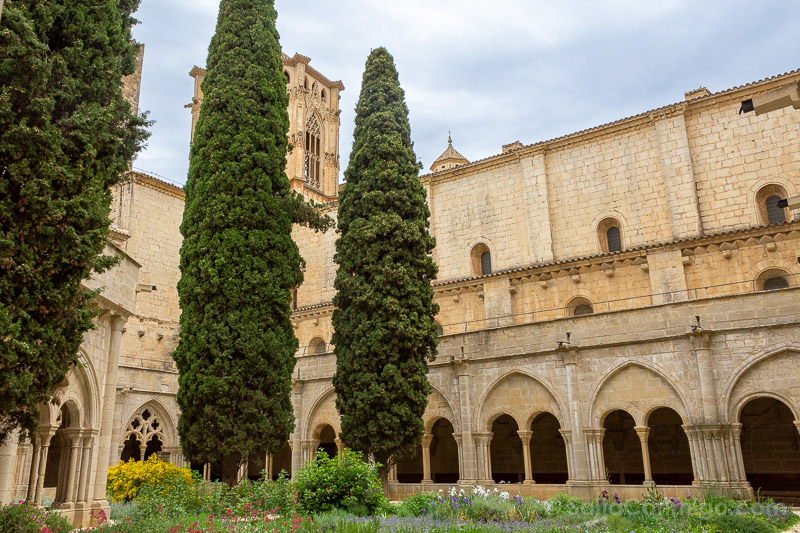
332, 48, 439, 480
0, 0, 149, 442
174, 0, 330, 484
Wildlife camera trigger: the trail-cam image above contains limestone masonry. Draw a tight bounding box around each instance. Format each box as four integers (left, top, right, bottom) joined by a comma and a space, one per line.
2, 50, 800, 525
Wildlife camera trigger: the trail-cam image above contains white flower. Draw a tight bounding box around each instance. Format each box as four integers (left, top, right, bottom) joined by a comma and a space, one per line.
499, 491, 510, 501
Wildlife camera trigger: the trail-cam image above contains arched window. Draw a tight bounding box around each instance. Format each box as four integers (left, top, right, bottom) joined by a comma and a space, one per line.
597, 218, 623, 253
481, 252, 492, 275
304, 114, 322, 189
291, 289, 298, 310
755, 184, 789, 225
756, 269, 791, 291
284, 71, 290, 85
321, 89, 327, 104
470, 243, 492, 276
568, 297, 594, 317
435, 323, 444, 336
122, 406, 166, 462
606, 226, 622, 253
310, 337, 326, 354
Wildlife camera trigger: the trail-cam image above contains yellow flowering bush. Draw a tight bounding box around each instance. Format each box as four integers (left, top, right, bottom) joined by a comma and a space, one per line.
106, 454, 193, 502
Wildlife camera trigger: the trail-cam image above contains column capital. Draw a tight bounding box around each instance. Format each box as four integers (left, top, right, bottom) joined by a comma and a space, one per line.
516, 430, 532, 444
583, 428, 605, 443
558, 428, 573, 444
472, 432, 493, 446
421, 435, 434, 448
634, 426, 650, 442
689, 329, 711, 350
794, 421, 800, 436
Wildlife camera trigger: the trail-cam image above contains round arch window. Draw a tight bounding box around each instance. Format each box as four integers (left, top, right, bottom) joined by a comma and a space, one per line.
567, 297, 594, 317
756, 269, 791, 291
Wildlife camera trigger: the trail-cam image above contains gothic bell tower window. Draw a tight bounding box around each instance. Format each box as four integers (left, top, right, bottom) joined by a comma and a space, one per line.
304, 114, 322, 189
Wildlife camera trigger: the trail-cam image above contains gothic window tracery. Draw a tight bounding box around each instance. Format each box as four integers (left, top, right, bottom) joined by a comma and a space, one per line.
304, 114, 322, 189
121, 406, 165, 462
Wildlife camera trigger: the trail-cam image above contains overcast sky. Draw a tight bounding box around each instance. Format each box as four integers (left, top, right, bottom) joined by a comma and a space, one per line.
131, 1, 800, 187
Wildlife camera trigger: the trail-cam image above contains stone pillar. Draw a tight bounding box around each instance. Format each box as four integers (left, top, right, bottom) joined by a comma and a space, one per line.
25, 437, 41, 503
583, 429, 605, 482
77, 435, 94, 504
0, 430, 19, 504
634, 426, 653, 486
682, 425, 700, 483
203, 463, 211, 481
63, 432, 82, 507
290, 379, 304, 476
335, 438, 344, 454
139, 442, 147, 463
455, 361, 477, 482
34, 431, 55, 506
559, 347, 588, 482
92, 314, 126, 507
472, 432, 493, 484
690, 331, 719, 423
421, 436, 433, 484
558, 429, 574, 483
453, 434, 464, 481
517, 430, 533, 484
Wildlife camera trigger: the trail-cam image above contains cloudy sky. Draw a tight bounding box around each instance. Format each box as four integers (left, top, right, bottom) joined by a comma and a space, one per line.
131, 1, 799, 186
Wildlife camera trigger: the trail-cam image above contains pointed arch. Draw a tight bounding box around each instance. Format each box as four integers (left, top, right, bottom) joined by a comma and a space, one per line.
723, 344, 800, 423
587, 360, 691, 427
123, 398, 177, 448
304, 388, 341, 440
423, 383, 460, 434
475, 370, 566, 432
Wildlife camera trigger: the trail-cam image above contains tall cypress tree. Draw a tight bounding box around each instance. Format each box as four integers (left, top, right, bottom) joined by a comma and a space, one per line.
175, 0, 329, 484
0, 0, 149, 442
332, 48, 439, 479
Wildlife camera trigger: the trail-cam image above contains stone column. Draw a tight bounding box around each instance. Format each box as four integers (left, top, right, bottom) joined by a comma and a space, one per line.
92, 314, 126, 507
559, 347, 588, 482
691, 331, 720, 423
453, 434, 463, 482
421, 436, 433, 484
264, 452, 272, 480
472, 432, 493, 484
63, 432, 82, 507
517, 430, 533, 484
558, 429, 574, 483
0, 430, 19, 505
335, 438, 344, 455
139, 442, 147, 463
290, 379, 304, 476
682, 425, 700, 483
34, 430, 55, 506
634, 426, 653, 486
583, 429, 605, 482
455, 360, 477, 482
25, 436, 41, 503
77, 435, 94, 504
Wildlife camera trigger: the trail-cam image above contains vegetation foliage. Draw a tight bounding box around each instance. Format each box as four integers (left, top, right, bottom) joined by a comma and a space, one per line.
332, 47, 439, 472
294, 449, 387, 515
174, 0, 330, 484
0, 0, 149, 442
106, 454, 194, 502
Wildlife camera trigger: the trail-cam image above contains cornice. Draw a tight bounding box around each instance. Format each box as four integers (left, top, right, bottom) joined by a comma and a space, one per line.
125, 171, 184, 200
419, 67, 800, 185
432, 220, 800, 290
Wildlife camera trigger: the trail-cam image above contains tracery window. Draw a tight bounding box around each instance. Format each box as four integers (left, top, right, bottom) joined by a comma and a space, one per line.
121, 406, 165, 462
304, 114, 322, 189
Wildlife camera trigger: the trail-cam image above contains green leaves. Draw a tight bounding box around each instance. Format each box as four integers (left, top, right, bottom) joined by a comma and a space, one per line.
174, 0, 327, 485
332, 48, 439, 468
0, 0, 149, 442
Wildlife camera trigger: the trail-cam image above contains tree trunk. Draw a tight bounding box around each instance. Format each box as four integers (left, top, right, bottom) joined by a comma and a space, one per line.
221, 454, 242, 486
379, 465, 389, 498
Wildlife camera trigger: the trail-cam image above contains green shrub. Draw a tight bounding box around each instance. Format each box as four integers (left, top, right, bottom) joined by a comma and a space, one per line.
0, 501, 72, 533
106, 454, 194, 502
312, 508, 359, 532
294, 449, 386, 514
394, 491, 440, 517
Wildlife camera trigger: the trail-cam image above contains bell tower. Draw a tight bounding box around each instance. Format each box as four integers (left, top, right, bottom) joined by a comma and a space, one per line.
187, 52, 344, 203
